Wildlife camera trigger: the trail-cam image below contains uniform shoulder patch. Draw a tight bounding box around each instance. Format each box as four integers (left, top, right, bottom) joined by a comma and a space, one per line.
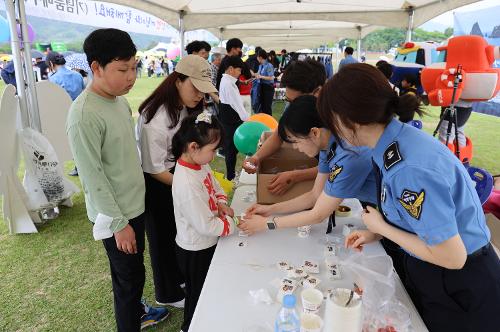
399, 189, 425, 220
383, 141, 402, 170
329, 164, 343, 183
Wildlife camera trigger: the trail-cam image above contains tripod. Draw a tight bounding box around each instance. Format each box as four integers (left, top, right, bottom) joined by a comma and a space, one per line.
432, 65, 463, 161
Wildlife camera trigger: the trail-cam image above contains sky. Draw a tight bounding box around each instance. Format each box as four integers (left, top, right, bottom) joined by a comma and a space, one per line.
422, 0, 499, 30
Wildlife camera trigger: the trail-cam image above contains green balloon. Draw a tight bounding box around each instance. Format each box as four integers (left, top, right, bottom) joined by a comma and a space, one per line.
233, 121, 270, 156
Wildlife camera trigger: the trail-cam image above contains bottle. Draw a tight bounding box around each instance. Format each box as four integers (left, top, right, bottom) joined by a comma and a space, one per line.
275, 294, 300, 332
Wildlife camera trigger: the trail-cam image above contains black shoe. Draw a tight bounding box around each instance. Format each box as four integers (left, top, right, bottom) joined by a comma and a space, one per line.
68, 167, 78, 176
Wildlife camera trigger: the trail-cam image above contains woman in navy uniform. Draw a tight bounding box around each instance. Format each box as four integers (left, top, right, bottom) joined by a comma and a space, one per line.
319, 63, 500, 331
240, 95, 378, 234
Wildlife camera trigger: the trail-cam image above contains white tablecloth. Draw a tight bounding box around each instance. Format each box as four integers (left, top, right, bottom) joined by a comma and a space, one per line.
190, 180, 428, 332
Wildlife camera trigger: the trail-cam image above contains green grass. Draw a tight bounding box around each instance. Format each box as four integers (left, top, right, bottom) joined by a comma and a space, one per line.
0, 77, 499, 331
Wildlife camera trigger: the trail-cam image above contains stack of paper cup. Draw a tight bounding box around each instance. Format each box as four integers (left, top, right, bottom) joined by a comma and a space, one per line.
323, 288, 362, 332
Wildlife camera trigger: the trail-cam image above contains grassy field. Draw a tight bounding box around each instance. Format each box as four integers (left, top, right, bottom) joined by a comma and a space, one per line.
0, 77, 499, 331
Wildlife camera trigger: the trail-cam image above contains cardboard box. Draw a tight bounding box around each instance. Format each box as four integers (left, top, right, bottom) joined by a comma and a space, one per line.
257, 132, 318, 204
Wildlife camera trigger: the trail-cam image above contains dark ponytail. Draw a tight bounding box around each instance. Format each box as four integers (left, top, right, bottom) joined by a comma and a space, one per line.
317, 63, 422, 140
394, 94, 423, 123
169, 112, 224, 162
277, 95, 324, 142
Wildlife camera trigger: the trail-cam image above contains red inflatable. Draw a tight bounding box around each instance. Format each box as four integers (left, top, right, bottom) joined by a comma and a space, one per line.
421, 35, 500, 106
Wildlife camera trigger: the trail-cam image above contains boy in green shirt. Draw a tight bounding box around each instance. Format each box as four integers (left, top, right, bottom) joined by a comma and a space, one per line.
66, 29, 168, 331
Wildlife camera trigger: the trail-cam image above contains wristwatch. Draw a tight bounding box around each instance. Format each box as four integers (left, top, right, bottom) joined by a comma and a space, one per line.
267, 217, 277, 230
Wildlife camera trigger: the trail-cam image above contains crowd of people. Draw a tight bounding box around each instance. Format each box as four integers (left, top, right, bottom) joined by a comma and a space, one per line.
64, 27, 499, 332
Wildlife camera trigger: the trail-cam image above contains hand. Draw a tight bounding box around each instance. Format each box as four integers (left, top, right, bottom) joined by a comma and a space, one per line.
218, 203, 234, 218
238, 214, 268, 235
254, 73, 261, 79
345, 230, 380, 252
242, 156, 260, 174
245, 203, 273, 217
362, 206, 389, 235
114, 224, 137, 254
268, 171, 295, 195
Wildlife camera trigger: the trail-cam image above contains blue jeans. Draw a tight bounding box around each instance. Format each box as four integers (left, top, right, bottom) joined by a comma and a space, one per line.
251, 82, 260, 112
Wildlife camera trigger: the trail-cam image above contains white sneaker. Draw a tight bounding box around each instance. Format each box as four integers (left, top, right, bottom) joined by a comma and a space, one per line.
156, 298, 185, 308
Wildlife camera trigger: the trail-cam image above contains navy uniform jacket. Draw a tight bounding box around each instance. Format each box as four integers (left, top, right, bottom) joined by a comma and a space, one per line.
373, 118, 490, 254
318, 135, 377, 205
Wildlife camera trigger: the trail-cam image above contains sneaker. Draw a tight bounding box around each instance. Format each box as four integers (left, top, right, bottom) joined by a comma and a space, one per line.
156, 298, 185, 308
141, 300, 170, 329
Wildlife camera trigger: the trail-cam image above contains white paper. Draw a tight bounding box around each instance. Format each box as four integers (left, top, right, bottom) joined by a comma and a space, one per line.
93, 213, 114, 240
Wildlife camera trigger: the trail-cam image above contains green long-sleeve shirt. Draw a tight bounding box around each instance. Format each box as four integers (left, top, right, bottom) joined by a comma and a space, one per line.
66, 89, 145, 233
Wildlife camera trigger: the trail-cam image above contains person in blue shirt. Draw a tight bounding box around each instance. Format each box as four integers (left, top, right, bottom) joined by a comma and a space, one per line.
255, 49, 275, 116
338, 46, 358, 71
47, 52, 85, 101
318, 63, 499, 331
239, 95, 377, 234
1, 61, 16, 87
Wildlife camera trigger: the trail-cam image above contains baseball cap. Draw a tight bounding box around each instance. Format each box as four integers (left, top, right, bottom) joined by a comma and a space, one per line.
175, 54, 217, 93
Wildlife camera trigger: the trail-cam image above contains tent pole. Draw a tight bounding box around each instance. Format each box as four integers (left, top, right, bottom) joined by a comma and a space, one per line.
17, 0, 41, 131
219, 27, 224, 47
179, 10, 185, 59
406, 6, 415, 42
4, 0, 29, 128
356, 26, 362, 62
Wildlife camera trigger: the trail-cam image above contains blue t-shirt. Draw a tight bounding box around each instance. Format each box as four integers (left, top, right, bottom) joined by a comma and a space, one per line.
49, 66, 85, 101
373, 118, 490, 254
258, 61, 274, 85
318, 135, 377, 204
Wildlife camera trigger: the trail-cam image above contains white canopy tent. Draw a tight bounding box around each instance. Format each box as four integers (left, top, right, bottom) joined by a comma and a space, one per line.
0, 0, 481, 233
104, 0, 479, 51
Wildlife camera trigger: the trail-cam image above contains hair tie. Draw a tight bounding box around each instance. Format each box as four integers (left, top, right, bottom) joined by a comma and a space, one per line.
195, 110, 212, 124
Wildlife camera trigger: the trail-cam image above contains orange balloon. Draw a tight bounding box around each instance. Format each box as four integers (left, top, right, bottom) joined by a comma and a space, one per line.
248, 113, 278, 130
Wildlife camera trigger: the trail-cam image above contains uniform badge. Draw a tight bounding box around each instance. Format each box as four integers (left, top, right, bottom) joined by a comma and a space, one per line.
399, 189, 425, 220
384, 142, 402, 170
329, 164, 343, 183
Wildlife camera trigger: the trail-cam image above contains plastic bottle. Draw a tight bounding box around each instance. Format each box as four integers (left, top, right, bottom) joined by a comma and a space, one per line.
275, 294, 300, 332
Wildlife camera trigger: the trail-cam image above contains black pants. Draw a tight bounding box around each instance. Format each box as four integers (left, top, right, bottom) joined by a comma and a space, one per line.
259, 83, 274, 115
144, 173, 185, 304
102, 214, 146, 332
176, 244, 216, 332
404, 244, 500, 331
218, 103, 243, 181
440, 106, 473, 127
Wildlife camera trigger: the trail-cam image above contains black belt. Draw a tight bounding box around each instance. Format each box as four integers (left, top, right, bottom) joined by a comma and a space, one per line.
468, 243, 491, 259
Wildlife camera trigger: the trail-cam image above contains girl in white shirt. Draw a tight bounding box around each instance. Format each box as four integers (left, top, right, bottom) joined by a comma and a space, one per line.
137, 55, 214, 308
171, 111, 237, 332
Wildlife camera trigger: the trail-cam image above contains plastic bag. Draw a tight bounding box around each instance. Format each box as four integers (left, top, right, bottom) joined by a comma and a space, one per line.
340, 253, 395, 311
20, 128, 79, 211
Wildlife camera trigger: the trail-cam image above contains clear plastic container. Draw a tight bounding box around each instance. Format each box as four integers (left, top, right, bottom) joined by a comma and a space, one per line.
275, 294, 300, 332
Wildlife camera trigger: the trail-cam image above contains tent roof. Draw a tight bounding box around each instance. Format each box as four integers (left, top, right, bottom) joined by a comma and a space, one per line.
107, 0, 479, 49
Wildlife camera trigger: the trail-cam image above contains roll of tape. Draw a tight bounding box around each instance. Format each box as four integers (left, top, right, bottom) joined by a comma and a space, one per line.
335, 205, 351, 217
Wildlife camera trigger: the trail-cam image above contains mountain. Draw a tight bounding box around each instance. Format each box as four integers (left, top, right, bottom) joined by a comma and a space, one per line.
419, 20, 450, 33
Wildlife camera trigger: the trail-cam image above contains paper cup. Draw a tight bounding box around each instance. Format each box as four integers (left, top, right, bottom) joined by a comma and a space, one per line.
324, 288, 362, 332
298, 225, 312, 238
300, 313, 323, 332
301, 288, 323, 314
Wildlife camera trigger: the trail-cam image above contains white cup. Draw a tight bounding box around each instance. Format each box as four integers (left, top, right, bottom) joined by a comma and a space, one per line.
301, 288, 323, 314
300, 313, 323, 332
